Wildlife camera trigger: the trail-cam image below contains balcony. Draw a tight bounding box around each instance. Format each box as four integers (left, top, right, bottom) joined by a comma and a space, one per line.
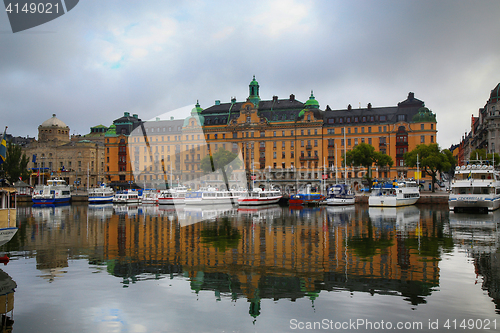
327, 156, 335, 160
259, 158, 266, 163
300, 156, 319, 161
305, 144, 312, 150
259, 147, 266, 152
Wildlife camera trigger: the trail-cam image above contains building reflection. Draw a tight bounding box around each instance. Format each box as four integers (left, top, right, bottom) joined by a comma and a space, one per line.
449, 210, 500, 313
9, 204, 500, 318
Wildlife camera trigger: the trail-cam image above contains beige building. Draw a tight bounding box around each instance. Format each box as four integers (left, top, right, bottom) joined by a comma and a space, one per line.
23, 114, 106, 188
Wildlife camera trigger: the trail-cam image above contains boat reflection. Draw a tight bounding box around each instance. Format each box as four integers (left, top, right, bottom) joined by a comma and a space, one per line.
368, 205, 421, 232
87, 203, 114, 221
31, 203, 70, 229
449, 210, 500, 254
0, 269, 15, 332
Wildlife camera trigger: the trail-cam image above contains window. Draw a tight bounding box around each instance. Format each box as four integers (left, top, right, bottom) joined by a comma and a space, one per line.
282, 131, 285, 136
380, 115, 386, 121
273, 131, 276, 137
260, 131, 265, 137
421, 135, 425, 143
368, 138, 372, 145
291, 141, 294, 148
361, 127, 365, 133
314, 140, 318, 147
397, 114, 406, 121
273, 142, 277, 148
348, 139, 351, 146
421, 124, 424, 130
291, 151, 294, 158
282, 152, 285, 158
301, 141, 304, 147
354, 128, 358, 134
368, 127, 371, 133
430, 135, 434, 143
273, 152, 277, 159
282, 141, 286, 149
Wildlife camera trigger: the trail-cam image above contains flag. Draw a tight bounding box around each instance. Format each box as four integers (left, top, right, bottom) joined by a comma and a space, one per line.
0, 127, 7, 165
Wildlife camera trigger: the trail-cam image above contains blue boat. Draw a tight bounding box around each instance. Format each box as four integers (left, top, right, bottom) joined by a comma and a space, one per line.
289, 185, 324, 205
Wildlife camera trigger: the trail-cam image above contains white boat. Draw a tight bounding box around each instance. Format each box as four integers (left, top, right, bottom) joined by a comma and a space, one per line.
368, 179, 420, 207
88, 184, 114, 203
368, 205, 420, 232
113, 189, 141, 204
184, 186, 238, 206
141, 189, 159, 204
448, 164, 500, 213
158, 185, 187, 205
237, 187, 282, 206
32, 178, 71, 204
326, 184, 355, 206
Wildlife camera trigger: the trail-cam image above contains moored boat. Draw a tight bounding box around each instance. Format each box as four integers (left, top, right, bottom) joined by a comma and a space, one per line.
237, 187, 282, 206
88, 183, 114, 204
289, 185, 324, 206
158, 185, 187, 205
368, 179, 420, 207
326, 184, 355, 206
184, 186, 238, 206
141, 189, 159, 204
449, 164, 500, 213
113, 189, 141, 204
32, 178, 71, 204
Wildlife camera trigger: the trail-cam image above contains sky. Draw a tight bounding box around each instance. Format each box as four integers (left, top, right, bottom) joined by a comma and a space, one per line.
1, 0, 500, 149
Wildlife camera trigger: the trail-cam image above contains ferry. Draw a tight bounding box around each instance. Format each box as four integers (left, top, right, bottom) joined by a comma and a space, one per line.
326, 184, 355, 206
113, 189, 141, 204
237, 187, 282, 206
449, 164, 500, 213
158, 185, 188, 205
368, 179, 420, 207
289, 185, 325, 206
88, 184, 114, 204
184, 187, 238, 206
32, 179, 71, 204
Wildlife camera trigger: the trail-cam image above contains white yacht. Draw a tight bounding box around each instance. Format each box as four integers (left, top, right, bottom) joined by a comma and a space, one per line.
449, 164, 500, 213
368, 179, 420, 207
113, 189, 141, 204
158, 185, 188, 205
184, 186, 238, 206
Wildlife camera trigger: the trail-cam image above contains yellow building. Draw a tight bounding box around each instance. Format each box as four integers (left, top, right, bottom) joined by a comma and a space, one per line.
107, 78, 438, 191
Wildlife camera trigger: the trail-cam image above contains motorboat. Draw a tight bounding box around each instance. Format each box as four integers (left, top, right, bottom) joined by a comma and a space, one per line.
368, 179, 420, 207
326, 184, 355, 206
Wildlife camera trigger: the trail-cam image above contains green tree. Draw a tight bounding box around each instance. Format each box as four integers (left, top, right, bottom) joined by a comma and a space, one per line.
344, 143, 393, 185
0, 142, 30, 184
200, 148, 242, 189
404, 144, 455, 192
469, 148, 500, 165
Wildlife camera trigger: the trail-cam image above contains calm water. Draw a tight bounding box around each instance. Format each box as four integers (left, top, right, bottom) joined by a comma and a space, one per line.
0, 203, 499, 332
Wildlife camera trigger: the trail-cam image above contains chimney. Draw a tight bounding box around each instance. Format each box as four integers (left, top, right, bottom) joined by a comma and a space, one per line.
347, 104, 352, 110
273, 95, 278, 102
133, 114, 138, 119
367, 103, 372, 109
231, 97, 236, 104
408, 92, 414, 100
289, 94, 295, 102
124, 112, 130, 117
215, 100, 221, 105
170, 116, 174, 120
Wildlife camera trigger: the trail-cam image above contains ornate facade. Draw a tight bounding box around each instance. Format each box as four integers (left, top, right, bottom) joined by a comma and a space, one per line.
106, 78, 438, 190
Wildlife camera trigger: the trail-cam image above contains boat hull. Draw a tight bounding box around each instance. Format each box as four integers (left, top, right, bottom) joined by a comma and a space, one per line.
237, 197, 281, 206
448, 194, 500, 212
368, 196, 419, 207
88, 196, 114, 204
326, 197, 355, 206
32, 196, 71, 204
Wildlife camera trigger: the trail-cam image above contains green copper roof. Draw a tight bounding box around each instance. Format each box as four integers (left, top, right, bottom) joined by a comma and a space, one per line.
304, 91, 319, 109
298, 109, 305, 118
192, 100, 203, 115
104, 124, 117, 137
249, 75, 259, 86
412, 107, 436, 122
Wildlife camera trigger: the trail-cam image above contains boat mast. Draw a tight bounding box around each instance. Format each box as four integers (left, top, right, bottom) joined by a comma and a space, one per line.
344, 127, 347, 184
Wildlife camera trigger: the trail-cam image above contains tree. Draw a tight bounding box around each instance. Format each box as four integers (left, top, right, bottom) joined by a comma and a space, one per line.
344, 143, 393, 185
0, 142, 30, 185
404, 144, 455, 192
200, 148, 242, 189
469, 148, 500, 165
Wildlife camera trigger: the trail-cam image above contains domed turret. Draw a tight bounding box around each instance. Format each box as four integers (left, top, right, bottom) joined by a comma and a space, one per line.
304, 91, 319, 109
248, 75, 261, 106
38, 114, 70, 143
489, 83, 500, 103
183, 101, 204, 127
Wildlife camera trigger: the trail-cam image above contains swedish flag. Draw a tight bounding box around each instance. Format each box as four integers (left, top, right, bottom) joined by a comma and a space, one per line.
0, 127, 6, 165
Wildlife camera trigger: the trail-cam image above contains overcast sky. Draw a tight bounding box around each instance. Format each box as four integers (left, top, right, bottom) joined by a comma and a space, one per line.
1, 0, 500, 149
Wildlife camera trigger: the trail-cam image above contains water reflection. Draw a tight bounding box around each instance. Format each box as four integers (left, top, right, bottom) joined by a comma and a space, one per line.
2, 203, 500, 325
0, 268, 15, 332
449, 210, 500, 313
